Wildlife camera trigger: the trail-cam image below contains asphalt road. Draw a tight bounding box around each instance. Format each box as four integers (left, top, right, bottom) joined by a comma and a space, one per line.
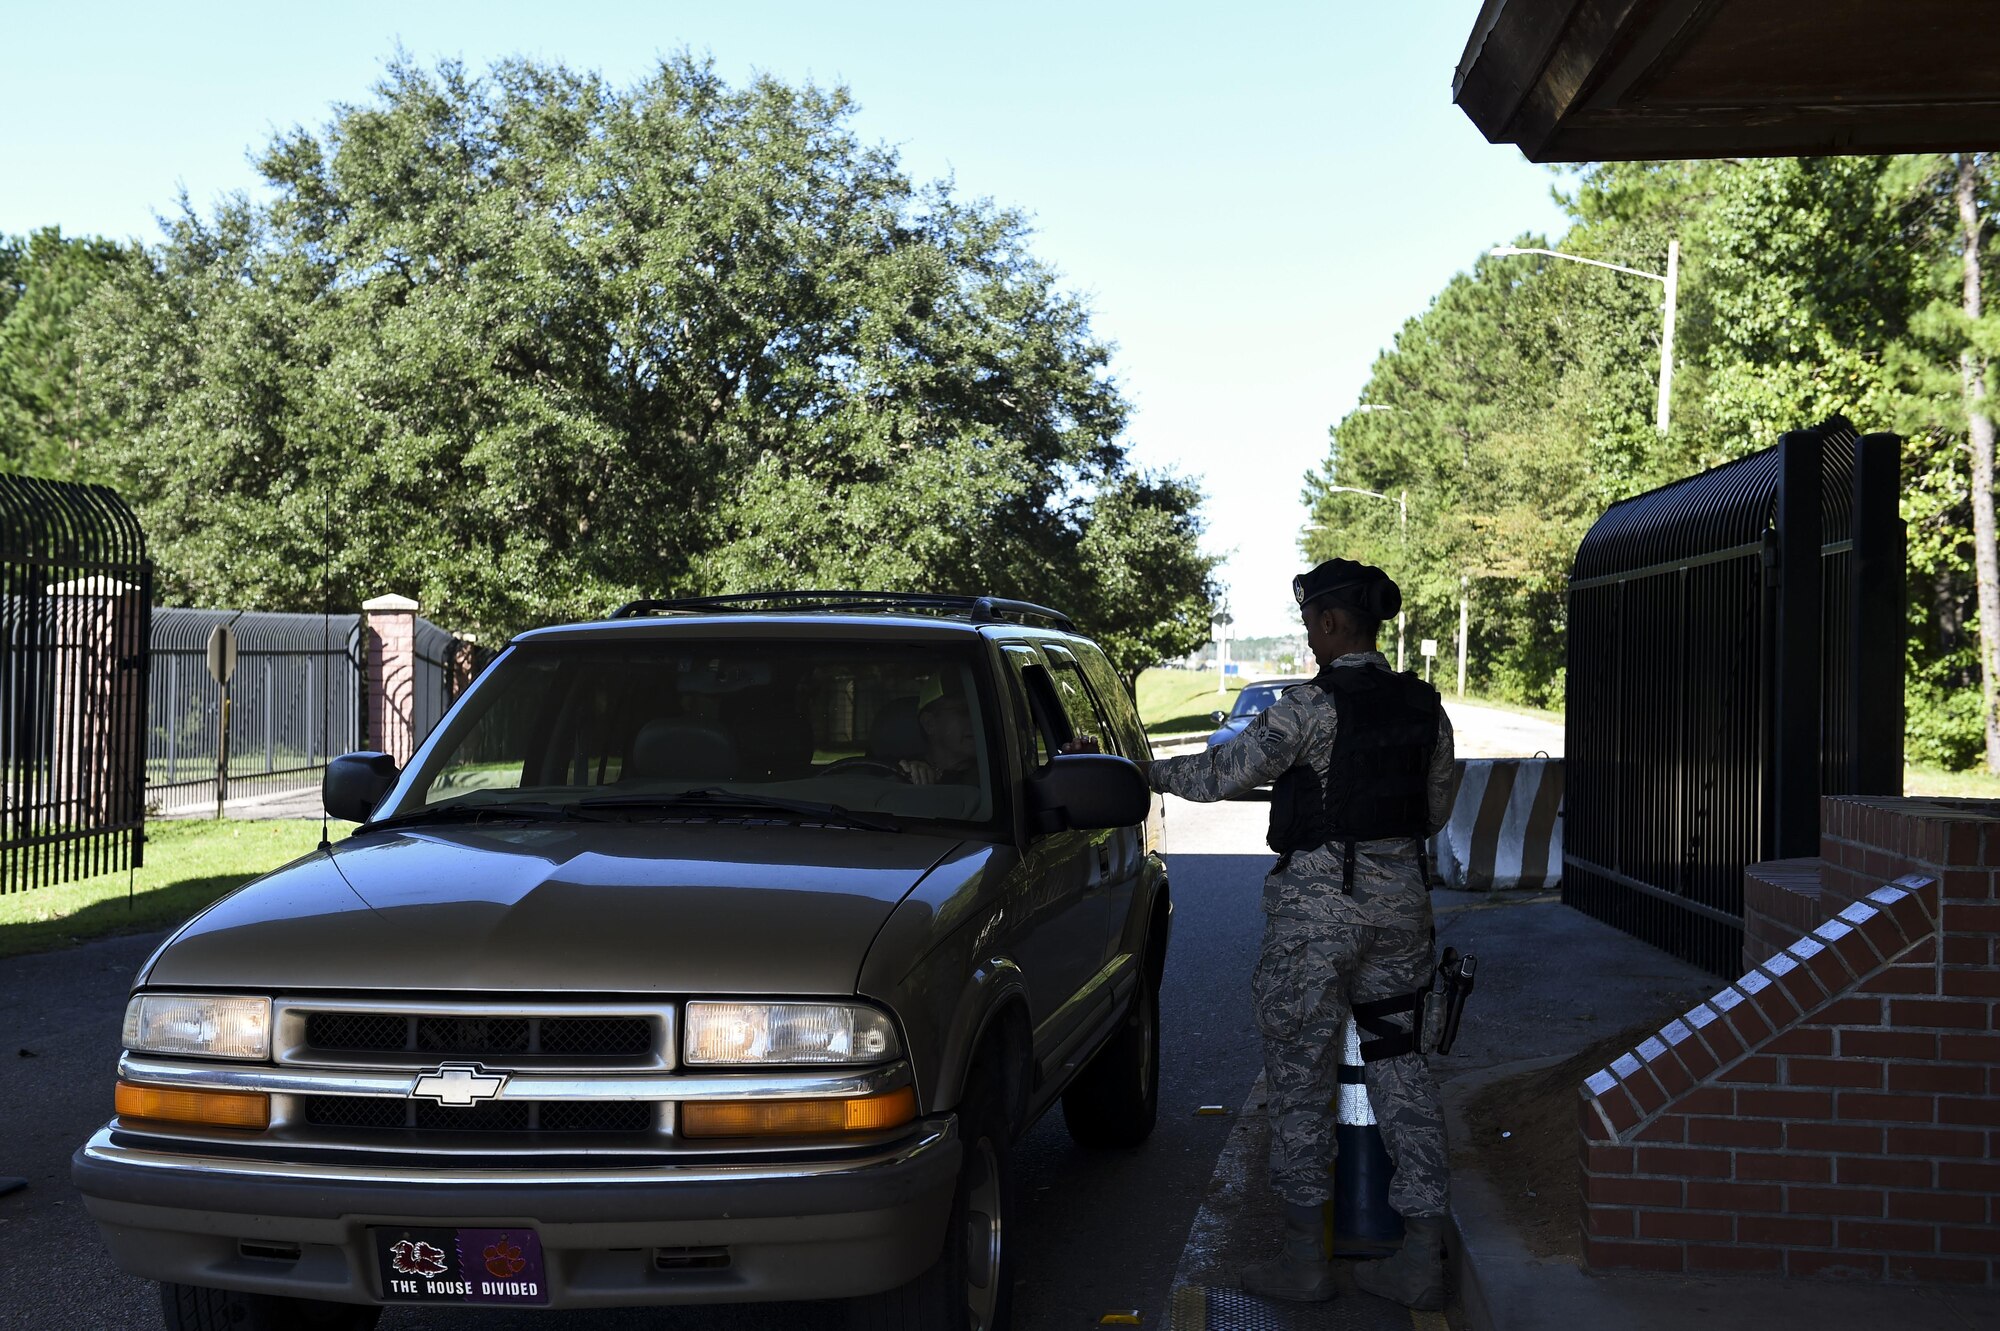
1439, 700, 1562, 760
0, 795, 1276, 1331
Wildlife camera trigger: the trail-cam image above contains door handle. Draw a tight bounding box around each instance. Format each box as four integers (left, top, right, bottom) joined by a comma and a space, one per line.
1096, 845, 1111, 874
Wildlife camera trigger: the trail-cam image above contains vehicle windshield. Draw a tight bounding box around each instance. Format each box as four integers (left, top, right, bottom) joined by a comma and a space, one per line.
389, 639, 998, 830
1230, 682, 1292, 717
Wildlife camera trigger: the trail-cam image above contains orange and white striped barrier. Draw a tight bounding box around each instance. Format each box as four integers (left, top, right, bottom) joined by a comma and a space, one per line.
1428, 757, 1563, 891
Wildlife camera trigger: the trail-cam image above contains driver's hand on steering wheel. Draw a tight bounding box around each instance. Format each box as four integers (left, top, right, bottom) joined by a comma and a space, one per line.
1059, 734, 1101, 755
896, 758, 940, 785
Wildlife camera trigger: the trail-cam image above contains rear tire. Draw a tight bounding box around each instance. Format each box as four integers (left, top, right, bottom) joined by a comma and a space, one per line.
846, 1062, 1016, 1331
160, 1282, 380, 1331
1060, 968, 1161, 1148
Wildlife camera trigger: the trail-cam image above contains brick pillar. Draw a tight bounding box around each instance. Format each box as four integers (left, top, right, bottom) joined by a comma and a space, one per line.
449, 634, 478, 700
363, 593, 419, 768
47, 576, 145, 824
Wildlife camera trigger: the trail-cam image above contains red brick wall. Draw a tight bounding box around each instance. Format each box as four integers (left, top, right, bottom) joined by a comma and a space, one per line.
1579, 793, 2000, 1284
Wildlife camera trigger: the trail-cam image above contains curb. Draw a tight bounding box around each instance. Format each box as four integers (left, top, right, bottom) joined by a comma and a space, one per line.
1441, 1052, 1573, 1331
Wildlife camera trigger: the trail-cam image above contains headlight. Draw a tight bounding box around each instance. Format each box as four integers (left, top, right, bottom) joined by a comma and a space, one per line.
683, 1002, 900, 1066
122, 994, 271, 1061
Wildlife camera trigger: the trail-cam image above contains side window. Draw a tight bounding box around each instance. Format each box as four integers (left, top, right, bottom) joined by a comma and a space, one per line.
1042, 648, 1116, 753
1068, 642, 1152, 761
999, 646, 1064, 770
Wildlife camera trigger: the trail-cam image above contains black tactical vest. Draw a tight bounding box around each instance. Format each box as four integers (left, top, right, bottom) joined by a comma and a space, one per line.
1267, 663, 1440, 857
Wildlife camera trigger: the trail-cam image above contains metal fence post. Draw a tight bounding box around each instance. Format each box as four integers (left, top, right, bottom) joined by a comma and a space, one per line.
167, 653, 178, 784
1772, 428, 1824, 859
1849, 434, 1905, 795
264, 657, 274, 774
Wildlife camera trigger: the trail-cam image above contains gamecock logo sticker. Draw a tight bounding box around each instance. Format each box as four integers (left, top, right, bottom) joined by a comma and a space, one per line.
389, 1239, 450, 1278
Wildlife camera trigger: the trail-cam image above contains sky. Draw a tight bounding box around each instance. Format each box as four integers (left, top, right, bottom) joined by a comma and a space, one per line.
0, 2, 1571, 637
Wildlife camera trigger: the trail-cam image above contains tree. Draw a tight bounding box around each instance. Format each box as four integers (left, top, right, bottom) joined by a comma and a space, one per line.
68, 54, 1212, 665
1070, 471, 1220, 688
1306, 152, 2000, 771
0, 227, 134, 478
1304, 230, 1668, 706
1953, 154, 1999, 773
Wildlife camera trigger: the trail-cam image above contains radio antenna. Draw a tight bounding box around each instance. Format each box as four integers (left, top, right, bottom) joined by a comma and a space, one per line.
319, 478, 332, 854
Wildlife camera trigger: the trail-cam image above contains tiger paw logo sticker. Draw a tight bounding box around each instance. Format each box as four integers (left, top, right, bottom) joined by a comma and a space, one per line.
483, 1236, 526, 1278
389, 1239, 450, 1278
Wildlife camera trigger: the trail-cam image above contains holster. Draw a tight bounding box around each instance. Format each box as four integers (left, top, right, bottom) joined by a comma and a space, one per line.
1432, 948, 1477, 1055
1355, 946, 1478, 1062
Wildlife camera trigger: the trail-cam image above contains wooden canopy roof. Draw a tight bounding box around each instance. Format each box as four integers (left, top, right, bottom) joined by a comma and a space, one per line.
1454, 0, 2000, 162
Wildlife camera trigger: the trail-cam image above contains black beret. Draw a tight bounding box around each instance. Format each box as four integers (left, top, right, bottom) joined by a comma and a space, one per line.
1294, 558, 1401, 620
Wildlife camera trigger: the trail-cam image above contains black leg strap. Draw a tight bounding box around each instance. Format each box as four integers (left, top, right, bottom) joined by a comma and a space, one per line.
1351, 990, 1424, 1062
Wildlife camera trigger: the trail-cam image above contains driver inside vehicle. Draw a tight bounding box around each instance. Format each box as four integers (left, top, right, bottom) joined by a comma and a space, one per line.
896, 681, 980, 786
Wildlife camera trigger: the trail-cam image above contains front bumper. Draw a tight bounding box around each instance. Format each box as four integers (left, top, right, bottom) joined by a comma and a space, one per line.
72, 1119, 960, 1308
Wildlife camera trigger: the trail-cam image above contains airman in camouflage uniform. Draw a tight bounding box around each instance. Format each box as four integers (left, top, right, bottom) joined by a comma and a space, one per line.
1147, 560, 1454, 1309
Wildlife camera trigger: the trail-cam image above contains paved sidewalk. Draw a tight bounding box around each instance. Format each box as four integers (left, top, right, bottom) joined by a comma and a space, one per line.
153, 782, 324, 820
1438, 702, 1562, 760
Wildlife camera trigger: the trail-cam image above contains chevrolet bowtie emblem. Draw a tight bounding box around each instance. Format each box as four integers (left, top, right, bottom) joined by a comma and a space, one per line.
410, 1062, 507, 1107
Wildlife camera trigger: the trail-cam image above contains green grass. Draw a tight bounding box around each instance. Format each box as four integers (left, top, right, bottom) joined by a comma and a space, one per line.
1135, 667, 1246, 735
0, 819, 350, 960
1904, 763, 2000, 800
1447, 691, 1567, 725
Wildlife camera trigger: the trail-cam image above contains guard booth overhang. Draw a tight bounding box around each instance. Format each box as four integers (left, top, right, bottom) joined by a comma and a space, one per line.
1455, 0, 2000, 162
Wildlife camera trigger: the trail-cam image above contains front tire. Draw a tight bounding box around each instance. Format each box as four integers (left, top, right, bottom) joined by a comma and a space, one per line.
1060, 969, 1161, 1148
846, 1063, 1016, 1331
161, 1282, 380, 1331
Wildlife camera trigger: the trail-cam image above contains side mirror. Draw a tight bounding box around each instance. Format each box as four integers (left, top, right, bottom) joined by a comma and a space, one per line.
1029, 753, 1151, 832
1209, 710, 1228, 725
325, 752, 399, 824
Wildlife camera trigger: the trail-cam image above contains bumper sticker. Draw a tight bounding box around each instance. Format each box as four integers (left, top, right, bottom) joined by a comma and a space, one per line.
373, 1226, 548, 1305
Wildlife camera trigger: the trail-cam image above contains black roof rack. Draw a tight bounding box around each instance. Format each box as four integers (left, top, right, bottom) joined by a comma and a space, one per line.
607, 590, 1076, 631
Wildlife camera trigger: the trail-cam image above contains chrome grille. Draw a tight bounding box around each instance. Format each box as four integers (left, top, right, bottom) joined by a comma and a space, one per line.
303, 1096, 654, 1135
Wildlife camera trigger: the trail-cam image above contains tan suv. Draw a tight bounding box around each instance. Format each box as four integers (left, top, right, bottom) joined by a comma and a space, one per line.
74, 593, 1170, 1331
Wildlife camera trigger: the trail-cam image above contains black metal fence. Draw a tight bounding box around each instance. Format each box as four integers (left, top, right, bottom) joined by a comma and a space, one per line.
147, 609, 362, 814
1, 475, 153, 894
1564, 418, 1905, 975
413, 617, 467, 750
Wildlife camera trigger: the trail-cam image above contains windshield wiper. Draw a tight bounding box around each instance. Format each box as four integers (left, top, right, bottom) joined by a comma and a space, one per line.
578, 788, 901, 833
361, 801, 606, 834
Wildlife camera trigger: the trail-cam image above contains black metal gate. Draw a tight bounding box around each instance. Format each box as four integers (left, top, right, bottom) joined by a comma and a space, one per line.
146, 609, 362, 814
1563, 418, 1904, 974
0, 475, 153, 894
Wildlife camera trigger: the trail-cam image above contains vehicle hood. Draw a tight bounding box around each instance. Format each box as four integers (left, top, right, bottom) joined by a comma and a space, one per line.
1205, 717, 1253, 747
142, 822, 964, 996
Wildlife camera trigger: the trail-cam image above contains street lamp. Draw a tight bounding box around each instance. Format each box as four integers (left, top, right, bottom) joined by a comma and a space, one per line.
1311, 485, 1408, 673
1488, 241, 1680, 434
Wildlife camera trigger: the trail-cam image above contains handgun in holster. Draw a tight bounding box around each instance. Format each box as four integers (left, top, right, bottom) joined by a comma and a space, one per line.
1419, 947, 1478, 1055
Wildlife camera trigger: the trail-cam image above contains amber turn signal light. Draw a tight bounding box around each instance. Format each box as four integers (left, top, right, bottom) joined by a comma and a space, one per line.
680, 1086, 918, 1139
116, 1080, 270, 1131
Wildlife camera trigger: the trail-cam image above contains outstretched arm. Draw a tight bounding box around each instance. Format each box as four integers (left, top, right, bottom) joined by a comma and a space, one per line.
1146, 694, 1315, 802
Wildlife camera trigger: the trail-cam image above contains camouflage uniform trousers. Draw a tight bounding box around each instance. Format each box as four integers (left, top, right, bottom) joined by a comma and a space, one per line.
1253, 911, 1448, 1220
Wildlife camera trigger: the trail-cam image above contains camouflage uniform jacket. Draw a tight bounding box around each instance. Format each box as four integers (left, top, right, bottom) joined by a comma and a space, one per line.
1147, 651, 1456, 932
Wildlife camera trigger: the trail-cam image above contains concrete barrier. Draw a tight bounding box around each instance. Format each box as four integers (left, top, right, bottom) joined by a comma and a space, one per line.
1429, 757, 1563, 891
